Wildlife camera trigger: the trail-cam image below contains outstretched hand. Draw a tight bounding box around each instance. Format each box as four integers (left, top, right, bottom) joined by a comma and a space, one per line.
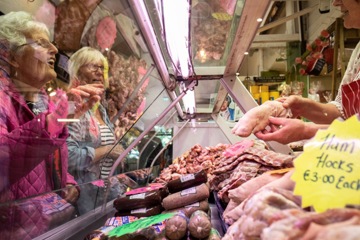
63, 184, 80, 205
254, 116, 311, 144
67, 84, 104, 118
231, 100, 291, 137
276, 95, 305, 118
46, 89, 68, 137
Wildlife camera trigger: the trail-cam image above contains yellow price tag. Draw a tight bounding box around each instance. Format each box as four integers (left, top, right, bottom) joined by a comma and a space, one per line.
291, 115, 360, 212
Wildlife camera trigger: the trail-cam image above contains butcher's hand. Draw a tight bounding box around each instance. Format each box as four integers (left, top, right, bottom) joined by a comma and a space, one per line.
46, 89, 68, 137
67, 84, 104, 118
276, 95, 306, 118
254, 116, 318, 144
232, 101, 290, 137
63, 184, 80, 205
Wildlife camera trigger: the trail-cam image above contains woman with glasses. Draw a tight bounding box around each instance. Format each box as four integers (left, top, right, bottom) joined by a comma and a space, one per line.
0, 11, 82, 239
66, 47, 125, 215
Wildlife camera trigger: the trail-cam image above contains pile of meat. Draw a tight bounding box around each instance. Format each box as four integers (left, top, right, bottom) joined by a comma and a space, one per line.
154, 143, 229, 184
105, 51, 149, 139
210, 145, 294, 203
154, 140, 295, 203
55, 0, 102, 51
222, 170, 360, 239
192, 2, 232, 63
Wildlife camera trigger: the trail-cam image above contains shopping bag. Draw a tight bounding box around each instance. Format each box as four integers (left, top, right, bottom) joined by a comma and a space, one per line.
0, 192, 75, 240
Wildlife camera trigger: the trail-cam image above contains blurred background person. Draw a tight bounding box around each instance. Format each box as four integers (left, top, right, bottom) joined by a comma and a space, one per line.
66, 46, 125, 215
219, 95, 232, 121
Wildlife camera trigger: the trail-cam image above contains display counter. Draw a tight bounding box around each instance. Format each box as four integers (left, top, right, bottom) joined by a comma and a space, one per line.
1, 0, 359, 239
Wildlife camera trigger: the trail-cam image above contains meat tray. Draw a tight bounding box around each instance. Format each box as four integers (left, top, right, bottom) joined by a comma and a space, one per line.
212, 191, 229, 233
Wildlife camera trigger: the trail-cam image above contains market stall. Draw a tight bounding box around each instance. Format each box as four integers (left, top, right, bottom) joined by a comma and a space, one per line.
1, 0, 359, 239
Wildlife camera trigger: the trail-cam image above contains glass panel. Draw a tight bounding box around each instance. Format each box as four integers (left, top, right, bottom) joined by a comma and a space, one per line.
144, 0, 245, 73
0, 0, 174, 237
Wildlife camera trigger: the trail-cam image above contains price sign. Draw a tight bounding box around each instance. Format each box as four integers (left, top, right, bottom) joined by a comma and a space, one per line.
291, 115, 360, 212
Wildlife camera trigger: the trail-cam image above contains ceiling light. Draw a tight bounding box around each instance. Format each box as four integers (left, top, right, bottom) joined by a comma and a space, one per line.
159, 0, 193, 79
257, 18, 263, 22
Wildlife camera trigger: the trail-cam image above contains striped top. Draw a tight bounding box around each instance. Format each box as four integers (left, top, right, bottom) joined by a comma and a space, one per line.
99, 124, 116, 179
99, 124, 116, 146
331, 42, 360, 119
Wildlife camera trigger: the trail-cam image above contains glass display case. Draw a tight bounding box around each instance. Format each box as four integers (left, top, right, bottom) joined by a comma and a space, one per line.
0, 0, 292, 239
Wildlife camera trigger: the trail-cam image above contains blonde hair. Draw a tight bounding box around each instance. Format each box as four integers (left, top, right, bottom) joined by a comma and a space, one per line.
68, 47, 107, 85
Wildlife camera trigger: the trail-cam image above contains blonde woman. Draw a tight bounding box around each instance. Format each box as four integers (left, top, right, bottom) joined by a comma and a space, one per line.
66, 47, 124, 215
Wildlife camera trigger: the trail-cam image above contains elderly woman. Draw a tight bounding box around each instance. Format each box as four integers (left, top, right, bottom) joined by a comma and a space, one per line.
232, 0, 360, 144
0, 11, 90, 239
66, 47, 125, 215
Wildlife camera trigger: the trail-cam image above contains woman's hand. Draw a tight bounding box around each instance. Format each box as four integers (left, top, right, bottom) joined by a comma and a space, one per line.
254, 116, 318, 144
107, 144, 124, 160
276, 95, 307, 118
46, 89, 68, 137
67, 84, 104, 118
63, 184, 80, 205
232, 101, 290, 137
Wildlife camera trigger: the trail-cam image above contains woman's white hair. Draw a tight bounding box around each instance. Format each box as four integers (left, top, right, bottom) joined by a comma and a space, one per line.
68, 46, 107, 82
0, 11, 50, 52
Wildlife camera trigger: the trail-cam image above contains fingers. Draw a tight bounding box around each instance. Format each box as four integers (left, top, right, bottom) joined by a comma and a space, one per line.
64, 185, 79, 204
268, 116, 286, 126
74, 85, 104, 97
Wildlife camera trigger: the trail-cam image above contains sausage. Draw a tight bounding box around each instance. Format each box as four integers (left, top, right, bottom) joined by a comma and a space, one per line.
115, 205, 163, 218
113, 186, 168, 211
188, 228, 221, 240
165, 212, 189, 240
188, 210, 212, 239
167, 169, 207, 193
162, 183, 210, 210
162, 200, 209, 218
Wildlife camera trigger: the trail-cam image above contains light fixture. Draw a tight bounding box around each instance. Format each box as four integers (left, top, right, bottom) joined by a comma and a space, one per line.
180, 81, 196, 115
157, 0, 193, 79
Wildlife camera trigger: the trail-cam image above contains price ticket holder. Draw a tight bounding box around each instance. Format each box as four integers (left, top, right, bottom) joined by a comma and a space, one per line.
292, 115, 360, 212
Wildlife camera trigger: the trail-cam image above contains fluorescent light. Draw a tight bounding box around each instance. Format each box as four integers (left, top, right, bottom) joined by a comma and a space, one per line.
180, 81, 196, 115
159, 0, 193, 79
57, 119, 80, 123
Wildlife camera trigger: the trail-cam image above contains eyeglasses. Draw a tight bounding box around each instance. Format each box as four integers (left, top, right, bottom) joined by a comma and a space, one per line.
16, 38, 56, 50
85, 64, 105, 72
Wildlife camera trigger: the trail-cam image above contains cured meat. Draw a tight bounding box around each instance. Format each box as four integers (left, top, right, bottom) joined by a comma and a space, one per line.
222, 139, 254, 158
162, 183, 210, 210
55, 0, 102, 51
217, 161, 260, 201
188, 210, 212, 239
241, 147, 294, 167
165, 212, 189, 240
167, 169, 207, 193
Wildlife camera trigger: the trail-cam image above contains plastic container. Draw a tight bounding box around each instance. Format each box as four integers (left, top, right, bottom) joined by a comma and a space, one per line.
269, 91, 280, 100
